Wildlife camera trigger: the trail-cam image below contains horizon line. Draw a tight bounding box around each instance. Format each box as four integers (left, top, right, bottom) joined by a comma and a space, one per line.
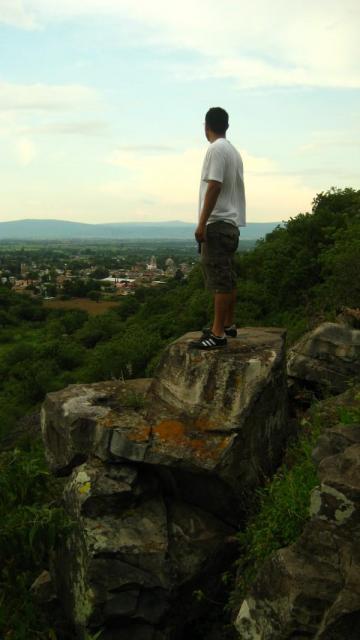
0, 218, 282, 225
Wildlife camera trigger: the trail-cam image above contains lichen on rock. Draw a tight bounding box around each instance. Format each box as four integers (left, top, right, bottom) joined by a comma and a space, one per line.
235, 386, 360, 640
41, 328, 290, 639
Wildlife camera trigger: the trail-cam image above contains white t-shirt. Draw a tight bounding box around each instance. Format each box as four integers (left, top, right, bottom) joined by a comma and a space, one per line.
198, 138, 246, 227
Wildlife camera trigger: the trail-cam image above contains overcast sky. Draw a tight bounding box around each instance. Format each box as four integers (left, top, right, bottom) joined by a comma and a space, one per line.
0, 0, 359, 224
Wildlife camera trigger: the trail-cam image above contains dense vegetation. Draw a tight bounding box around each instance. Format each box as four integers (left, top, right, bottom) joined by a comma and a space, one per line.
0, 443, 73, 639
228, 384, 360, 611
0, 187, 359, 638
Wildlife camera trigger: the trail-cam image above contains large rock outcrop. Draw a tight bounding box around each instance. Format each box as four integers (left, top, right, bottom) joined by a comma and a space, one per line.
41, 328, 290, 640
287, 321, 360, 394
235, 390, 360, 640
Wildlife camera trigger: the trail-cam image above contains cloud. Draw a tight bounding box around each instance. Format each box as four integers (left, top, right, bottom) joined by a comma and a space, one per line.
0, 112, 18, 135
14, 137, 36, 165
115, 145, 177, 153
0, 142, 319, 223
20, 120, 110, 136
103, 147, 204, 210
212, 58, 357, 90
0, 82, 100, 112
102, 145, 314, 221
4, 0, 360, 89
247, 168, 360, 179
0, 0, 38, 29
299, 130, 360, 152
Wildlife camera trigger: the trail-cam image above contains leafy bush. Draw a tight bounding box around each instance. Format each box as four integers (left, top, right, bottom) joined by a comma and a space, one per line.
0, 442, 73, 639
229, 411, 323, 609
234, 186, 360, 334
229, 386, 360, 611
60, 309, 89, 334
115, 295, 140, 320
75, 312, 123, 347
78, 328, 163, 382
337, 402, 360, 424
316, 221, 360, 310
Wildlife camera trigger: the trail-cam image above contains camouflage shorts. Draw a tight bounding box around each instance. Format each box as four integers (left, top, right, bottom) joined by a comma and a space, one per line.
201, 221, 239, 293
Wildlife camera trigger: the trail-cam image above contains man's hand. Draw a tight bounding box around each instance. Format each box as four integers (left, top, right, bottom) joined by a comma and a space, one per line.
196, 180, 222, 243
195, 222, 206, 243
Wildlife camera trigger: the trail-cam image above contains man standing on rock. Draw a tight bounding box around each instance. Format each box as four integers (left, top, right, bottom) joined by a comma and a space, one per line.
190, 107, 246, 350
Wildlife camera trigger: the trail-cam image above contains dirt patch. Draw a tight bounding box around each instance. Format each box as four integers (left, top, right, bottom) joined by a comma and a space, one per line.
43, 298, 120, 315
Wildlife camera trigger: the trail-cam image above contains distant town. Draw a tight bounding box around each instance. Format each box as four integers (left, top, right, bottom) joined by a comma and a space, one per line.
0, 241, 195, 302
0, 220, 264, 309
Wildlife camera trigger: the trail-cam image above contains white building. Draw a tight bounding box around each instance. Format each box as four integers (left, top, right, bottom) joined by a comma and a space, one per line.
147, 256, 157, 271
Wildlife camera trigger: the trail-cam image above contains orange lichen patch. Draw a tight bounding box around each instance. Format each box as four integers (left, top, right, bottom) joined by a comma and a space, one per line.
125, 425, 151, 442
151, 417, 232, 464
97, 410, 150, 434
97, 410, 124, 430
186, 434, 231, 461
152, 420, 186, 441
188, 438, 229, 460
193, 416, 218, 431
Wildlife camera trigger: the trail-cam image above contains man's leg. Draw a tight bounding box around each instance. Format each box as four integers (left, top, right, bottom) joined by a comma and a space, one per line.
203, 222, 239, 337
212, 291, 233, 337
224, 288, 237, 327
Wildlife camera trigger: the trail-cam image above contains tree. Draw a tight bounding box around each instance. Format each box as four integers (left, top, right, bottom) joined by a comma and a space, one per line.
88, 290, 101, 301
92, 267, 110, 279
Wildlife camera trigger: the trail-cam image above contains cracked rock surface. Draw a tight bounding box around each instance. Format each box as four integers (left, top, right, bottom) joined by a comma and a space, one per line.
287, 321, 360, 394
41, 328, 289, 639
235, 400, 360, 640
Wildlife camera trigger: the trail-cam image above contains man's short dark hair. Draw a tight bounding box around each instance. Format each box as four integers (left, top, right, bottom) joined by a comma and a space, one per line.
205, 107, 229, 134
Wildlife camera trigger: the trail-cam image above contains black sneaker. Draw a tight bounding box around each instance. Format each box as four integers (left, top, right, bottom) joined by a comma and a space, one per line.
224, 324, 237, 338
202, 324, 237, 338
189, 332, 227, 350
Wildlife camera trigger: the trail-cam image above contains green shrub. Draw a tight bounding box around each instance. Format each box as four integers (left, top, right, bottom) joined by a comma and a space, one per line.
122, 391, 146, 410
0, 442, 73, 639
229, 388, 360, 612
229, 411, 323, 609
337, 404, 360, 424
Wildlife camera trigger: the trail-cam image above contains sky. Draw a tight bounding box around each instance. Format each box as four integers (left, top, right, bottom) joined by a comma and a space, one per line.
0, 0, 359, 224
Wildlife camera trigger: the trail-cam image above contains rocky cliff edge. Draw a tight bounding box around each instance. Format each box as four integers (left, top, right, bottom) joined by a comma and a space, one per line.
41, 328, 290, 640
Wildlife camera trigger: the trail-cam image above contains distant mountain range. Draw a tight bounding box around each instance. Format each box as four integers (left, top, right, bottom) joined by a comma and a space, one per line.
0, 218, 282, 241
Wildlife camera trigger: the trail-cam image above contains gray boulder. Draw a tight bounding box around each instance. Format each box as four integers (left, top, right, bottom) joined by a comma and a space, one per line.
41, 328, 290, 639
42, 328, 288, 522
41, 378, 152, 474
235, 419, 360, 639
287, 321, 360, 394
52, 458, 234, 638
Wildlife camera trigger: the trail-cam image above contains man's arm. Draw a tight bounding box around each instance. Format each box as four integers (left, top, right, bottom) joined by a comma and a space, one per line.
195, 180, 222, 242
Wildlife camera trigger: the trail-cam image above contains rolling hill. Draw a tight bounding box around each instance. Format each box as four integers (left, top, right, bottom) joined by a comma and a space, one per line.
0, 218, 281, 240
